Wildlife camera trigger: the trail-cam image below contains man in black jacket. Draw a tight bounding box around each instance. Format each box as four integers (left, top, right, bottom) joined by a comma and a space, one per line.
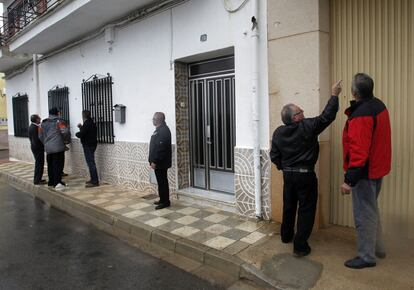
270, 81, 342, 257
29, 114, 46, 185
149, 112, 172, 210
76, 110, 99, 187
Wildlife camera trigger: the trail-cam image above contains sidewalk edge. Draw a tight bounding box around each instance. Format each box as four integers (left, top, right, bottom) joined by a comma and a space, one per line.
0, 171, 282, 290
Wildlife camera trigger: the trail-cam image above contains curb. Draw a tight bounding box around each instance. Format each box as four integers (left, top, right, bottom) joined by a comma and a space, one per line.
0, 171, 282, 290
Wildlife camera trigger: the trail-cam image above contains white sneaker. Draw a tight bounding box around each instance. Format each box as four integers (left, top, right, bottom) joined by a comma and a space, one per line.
54, 183, 66, 190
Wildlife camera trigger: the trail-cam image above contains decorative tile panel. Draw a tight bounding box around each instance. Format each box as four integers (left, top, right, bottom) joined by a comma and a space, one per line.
8, 136, 177, 197
175, 62, 190, 189
8, 136, 33, 163
234, 147, 271, 220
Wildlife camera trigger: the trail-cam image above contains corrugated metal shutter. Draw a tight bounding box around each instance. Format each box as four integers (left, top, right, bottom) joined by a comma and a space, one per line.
330, 0, 414, 238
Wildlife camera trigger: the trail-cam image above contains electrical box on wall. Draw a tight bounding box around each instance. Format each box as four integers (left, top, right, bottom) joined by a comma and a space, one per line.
114, 104, 126, 124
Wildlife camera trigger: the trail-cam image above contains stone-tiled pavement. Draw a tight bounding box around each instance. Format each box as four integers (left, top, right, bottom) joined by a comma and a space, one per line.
0, 162, 278, 255
3, 161, 414, 290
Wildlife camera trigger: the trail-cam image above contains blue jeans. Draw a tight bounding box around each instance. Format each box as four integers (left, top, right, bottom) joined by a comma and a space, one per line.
352, 178, 385, 263
83, 145, 99, 185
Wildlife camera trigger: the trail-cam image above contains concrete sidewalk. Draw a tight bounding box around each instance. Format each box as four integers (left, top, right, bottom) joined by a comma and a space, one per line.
0, 161, 413, 290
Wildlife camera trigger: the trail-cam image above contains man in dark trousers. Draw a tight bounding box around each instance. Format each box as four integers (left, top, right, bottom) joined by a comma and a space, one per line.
28, 114, 46, 185
341, 73, 391, 269
76, 110, 99, 188
149, 112, 172, 210
270, 81, 342, 257
39, 107, 71, 189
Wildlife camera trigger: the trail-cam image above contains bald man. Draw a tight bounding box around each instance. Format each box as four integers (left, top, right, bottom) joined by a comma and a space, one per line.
149, 112, 172, 210
29, 114, 46, 185
270, 81, 341, 257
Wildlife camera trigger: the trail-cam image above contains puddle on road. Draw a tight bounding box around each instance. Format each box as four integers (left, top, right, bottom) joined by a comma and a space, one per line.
261, 253, 323, 290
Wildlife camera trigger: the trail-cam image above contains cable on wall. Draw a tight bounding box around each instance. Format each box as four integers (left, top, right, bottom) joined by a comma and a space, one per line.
222, 0, 249, 13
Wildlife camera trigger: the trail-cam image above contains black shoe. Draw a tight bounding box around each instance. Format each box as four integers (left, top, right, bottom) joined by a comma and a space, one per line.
344, 257, 376, 269
281, 236, 293, 244
85, 180, 92, 184
62, 173, 68, 177
85, 183, 99, 188
293, 246, 311, 257
155, 203, 170, 210
375, 251, 386, 259
153, 200, 161, 205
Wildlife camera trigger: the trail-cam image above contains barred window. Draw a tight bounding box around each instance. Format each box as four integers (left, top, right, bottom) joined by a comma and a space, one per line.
12, 93, 29, 137
48, 86, 70, 125
81, 74, 114, 144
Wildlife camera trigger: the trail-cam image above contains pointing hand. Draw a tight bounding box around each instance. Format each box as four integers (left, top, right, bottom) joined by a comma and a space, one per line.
332, 80, 342, 96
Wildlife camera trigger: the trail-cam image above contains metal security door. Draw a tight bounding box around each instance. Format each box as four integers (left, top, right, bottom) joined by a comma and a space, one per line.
189, 72, 235, 194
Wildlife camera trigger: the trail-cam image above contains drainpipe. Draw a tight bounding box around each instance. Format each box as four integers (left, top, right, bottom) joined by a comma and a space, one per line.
251, 0, 262, 219
33, 54, 40, 114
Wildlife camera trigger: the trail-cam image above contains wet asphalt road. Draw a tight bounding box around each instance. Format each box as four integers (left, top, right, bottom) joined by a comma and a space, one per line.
0, 181, 221, 290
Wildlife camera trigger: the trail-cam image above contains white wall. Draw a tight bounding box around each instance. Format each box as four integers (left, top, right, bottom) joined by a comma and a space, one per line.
7, 0, 270, 148
6, 66, 33, 134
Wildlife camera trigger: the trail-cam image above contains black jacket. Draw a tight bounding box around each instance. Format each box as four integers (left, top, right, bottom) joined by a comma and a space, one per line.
28, 123, 44, 152
270, 95, 339, 170
149, 122, 172, 169
75, 118, 98, 147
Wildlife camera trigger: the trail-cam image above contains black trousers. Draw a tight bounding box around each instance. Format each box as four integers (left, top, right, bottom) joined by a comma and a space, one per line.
154, 168, 170, 204
31, 149, 44, 184
46, 151, 65, 187
281, 171, 318, 251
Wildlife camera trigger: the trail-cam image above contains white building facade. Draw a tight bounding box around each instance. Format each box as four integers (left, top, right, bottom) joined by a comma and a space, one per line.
2, 0, 272, 219
4, 0, 413, 238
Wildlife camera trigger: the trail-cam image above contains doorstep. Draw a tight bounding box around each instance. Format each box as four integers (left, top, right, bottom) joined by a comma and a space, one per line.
176, 187, 236, 214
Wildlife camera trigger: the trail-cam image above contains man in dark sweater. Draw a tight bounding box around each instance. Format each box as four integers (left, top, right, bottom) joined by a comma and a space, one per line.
76, 110, 99, 187
270, 81, 342, 257
149, 112, 172, 210
28, 114, 46, 185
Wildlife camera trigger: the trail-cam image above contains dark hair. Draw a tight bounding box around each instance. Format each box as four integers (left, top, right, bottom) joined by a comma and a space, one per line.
281, 104, 295, 125
30, 114, 40, 123
49, 107, 60, 115
352, 73, 374, 99
82, 110, 91, 119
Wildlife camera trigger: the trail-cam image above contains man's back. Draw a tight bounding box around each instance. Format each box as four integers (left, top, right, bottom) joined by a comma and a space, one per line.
271, 95, 339, 170
343, 97, 391, 184
40, 117, 70, 154
273, 121, 321, 169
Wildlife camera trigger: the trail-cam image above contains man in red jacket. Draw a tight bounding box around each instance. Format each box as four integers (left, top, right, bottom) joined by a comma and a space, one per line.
341, 73, 391, 269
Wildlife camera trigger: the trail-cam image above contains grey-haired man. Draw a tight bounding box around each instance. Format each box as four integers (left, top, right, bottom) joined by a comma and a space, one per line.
149, 112, 172, 210
270, 81, 341, 257
29, 114, 46, 185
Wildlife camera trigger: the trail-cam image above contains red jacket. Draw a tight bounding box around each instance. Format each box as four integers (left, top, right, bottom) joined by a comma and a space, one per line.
342, 97, 391, 186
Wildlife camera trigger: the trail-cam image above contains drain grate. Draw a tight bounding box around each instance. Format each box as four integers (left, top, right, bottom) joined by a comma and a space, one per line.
142, 193, 158, 200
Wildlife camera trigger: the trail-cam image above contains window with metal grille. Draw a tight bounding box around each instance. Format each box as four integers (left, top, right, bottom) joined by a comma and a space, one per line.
48, 86, 70, 125
12, 93, 29, 137
81, 74, 114, 144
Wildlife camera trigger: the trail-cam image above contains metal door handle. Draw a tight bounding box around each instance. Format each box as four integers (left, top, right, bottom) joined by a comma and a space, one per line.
206, 125, 212, 144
